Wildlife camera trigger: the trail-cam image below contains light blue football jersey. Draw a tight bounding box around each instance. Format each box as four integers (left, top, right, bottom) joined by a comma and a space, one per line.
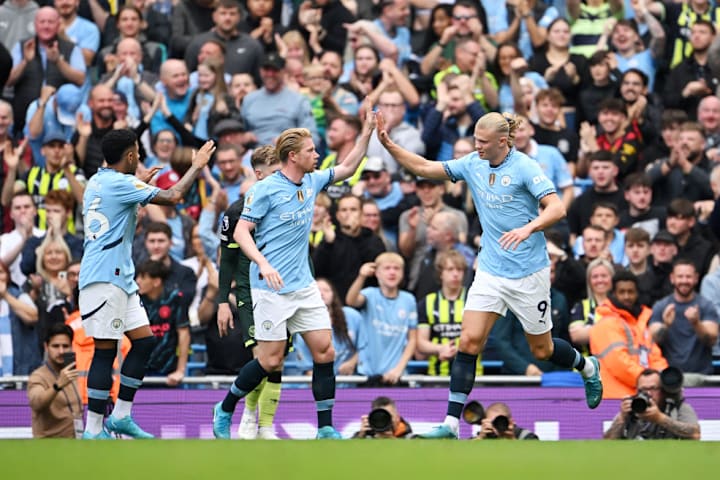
443, 148, 556, 279
79, 168, 160, 293
241, 169, 334, 293
356, 287, 418, 376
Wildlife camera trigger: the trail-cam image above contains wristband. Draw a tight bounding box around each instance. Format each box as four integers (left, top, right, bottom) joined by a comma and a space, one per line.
437, 41, 447, 49
52, 383, 62, 392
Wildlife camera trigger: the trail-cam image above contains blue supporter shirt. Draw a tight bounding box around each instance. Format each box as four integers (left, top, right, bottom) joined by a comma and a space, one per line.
241, 169, 334, 293
443, 148, 556, 278
530, 142, 574, 195
79, 168, 160, 293
373, 19, 411, 67
24, 98, 91, 168
356, 287, 417, 376
615, 50, 657, 91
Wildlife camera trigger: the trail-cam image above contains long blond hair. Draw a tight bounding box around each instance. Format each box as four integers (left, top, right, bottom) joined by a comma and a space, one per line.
474, 112, 523, 148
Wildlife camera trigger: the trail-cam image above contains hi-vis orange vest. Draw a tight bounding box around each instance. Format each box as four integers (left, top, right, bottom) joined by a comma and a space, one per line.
65, 311, 131, 404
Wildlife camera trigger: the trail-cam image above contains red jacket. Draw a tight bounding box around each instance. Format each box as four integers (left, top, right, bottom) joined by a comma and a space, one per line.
589, 299, 667, 399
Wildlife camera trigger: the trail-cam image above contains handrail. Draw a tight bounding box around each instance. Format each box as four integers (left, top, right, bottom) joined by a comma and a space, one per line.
3, 374, 720, 388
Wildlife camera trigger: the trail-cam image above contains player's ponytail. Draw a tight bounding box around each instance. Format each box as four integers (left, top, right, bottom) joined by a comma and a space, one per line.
502, 113, 522, 148
474, 112, 523, 148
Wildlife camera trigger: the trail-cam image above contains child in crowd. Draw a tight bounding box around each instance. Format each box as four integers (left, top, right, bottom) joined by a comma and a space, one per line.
346, 252, 417, 384
136, 260, 189, 386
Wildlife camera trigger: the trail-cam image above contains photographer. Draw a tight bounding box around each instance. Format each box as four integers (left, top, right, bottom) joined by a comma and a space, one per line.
353, 396, 412, 438
604, 368, 700, 440
473, 402, 538, 440
27, 323, 82, 438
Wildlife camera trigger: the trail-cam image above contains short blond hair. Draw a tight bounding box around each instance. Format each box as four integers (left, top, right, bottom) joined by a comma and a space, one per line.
375, 252, 405, 268
251, 145, 279, 169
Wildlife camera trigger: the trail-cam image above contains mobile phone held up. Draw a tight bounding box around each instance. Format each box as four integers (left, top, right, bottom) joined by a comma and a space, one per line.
62, 351, 76, 367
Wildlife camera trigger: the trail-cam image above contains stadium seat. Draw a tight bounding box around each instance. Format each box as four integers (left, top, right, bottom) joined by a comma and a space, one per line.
540, 371, 584, 387
186, 344, 208, 379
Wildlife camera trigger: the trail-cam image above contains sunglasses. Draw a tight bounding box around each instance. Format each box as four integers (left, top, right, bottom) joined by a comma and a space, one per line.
362, 171, 383, 180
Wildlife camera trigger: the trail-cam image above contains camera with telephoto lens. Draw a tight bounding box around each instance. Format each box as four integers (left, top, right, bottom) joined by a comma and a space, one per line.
630, 391, 651, 414
462, 401, 510, 438
462, 400, 485, 425
631, 367, 685, 414
366, 408, 393, 437
660, 366, 684, 401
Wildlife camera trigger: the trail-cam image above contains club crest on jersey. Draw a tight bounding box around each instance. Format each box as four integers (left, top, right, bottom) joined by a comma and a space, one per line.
245, 192, 254, 205
501, 175, 511, 186
297, 189, 305, 202
111, 318, 123, 331
222, 216, 229, 232
489, 173, 496, 186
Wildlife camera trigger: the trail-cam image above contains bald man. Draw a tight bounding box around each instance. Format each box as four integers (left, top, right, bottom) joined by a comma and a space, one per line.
101, 38, 158, 121
698, 95, 720, 162
72, 85, 116, 178
150, 59, 192, 137
7, 6, 86, 135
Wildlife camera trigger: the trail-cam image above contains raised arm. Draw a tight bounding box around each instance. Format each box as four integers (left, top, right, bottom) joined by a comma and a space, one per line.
345, 262, 374, 308
150, 140, 216, 205
334, 99, 376, 183
376, 111, 449, 180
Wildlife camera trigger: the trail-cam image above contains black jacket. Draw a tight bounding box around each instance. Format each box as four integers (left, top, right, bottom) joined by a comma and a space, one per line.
663, 56, 720, 119
312, 226, 386, 302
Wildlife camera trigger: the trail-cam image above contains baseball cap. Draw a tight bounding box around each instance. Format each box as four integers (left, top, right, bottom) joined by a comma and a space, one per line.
42, 131, 67, 146
651, 230, 677, 246
213, 118, 245, 137
54, 84, 84, 126
363, 156, 386, 173
156, 170, 180, 190
261, 52, 286, 70
415, 176, 444, 186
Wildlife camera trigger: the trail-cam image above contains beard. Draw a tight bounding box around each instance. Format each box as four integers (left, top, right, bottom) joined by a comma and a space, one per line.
97, 108, 114, 122
674, 284, 695, 297
687, 149, 702, 162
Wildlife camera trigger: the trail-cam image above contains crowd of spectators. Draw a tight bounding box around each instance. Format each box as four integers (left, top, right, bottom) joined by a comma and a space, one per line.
0, 0, 719, 400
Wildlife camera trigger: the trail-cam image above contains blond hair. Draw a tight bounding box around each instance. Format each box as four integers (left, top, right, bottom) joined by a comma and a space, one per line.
474, 112, 523, 148
315, 191, 332, 210
375, 252, 405, 268
36, 234, 72, 280
276, 128, 312, 163
303, 63, 324, 79
282, 30, 311, 65
585, 258, 615, 302
251, 144, 279, 169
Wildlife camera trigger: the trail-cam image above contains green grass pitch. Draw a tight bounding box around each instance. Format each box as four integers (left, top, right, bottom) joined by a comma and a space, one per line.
2, 440, 718, 479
